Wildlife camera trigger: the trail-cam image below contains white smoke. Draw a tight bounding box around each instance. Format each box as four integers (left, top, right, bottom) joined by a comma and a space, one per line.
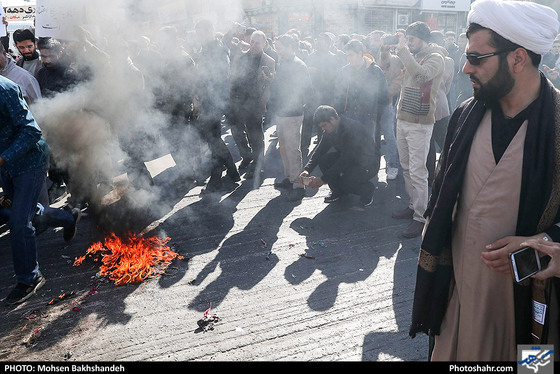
29, 0, 246, 225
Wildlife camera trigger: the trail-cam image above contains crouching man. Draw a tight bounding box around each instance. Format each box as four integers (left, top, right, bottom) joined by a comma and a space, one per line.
299, 105, 379, 207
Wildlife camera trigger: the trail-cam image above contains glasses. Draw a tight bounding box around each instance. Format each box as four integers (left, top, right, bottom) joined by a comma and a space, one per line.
464, 51, 509, 66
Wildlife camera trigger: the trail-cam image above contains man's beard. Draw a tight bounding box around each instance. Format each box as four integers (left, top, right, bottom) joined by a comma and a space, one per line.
23, 50, 39, 61
471, 57, 515, 103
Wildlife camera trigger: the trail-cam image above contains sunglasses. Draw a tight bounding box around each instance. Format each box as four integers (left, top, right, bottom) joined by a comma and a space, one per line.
465, 51, 509, 66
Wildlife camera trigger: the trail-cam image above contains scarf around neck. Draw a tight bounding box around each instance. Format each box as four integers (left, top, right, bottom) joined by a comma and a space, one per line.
409, 73, 560, 342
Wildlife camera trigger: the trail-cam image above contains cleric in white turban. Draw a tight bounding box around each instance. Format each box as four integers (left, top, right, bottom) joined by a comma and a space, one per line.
467, 0, 559, 55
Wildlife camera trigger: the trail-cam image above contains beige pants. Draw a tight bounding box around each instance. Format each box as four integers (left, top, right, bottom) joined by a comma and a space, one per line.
277, 115, 304, 189
396, 119, 433, 223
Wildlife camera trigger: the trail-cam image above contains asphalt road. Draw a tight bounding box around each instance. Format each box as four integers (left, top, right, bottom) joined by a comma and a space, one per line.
0, 124, 429, 362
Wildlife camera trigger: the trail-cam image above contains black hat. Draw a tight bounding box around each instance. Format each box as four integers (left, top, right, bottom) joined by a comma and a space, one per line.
406, 22, 431, 43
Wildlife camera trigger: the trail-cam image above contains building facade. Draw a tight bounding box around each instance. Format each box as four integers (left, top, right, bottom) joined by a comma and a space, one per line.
242, 0, 471, 38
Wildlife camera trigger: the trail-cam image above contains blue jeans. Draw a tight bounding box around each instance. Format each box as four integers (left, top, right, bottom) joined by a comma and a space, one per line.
1, 167, 46, 285
379, 103, 399, 169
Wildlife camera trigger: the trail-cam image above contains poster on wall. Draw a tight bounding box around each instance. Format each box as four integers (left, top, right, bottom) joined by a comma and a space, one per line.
35, 0, 85, 40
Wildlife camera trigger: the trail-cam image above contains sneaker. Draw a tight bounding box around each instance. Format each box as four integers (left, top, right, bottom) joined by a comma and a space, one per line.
287, 188, 305, 201
5, 272, 46, 305
63, 208, 81, 242
402, 220, 425, 238
274, 178, 292, 189
386, 167, 398, 180
324, 190, 343, 203
392, 207, 414, 219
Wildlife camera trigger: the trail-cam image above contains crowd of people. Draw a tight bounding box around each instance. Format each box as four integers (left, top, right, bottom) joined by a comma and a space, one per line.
1, 0, 560, 362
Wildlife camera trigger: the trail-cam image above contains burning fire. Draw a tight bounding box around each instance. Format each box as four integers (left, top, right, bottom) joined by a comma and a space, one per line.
74, 232, 183, 285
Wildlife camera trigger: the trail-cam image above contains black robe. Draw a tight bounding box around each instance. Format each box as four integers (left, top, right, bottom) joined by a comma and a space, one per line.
410, 73, 560, 346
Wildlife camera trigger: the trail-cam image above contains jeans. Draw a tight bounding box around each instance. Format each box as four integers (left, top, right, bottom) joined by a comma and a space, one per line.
379, 103, 399, 169
1, 167, 46, 285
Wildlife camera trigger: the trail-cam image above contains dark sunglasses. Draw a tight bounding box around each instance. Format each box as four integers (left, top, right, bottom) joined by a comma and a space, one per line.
465, 51, 509, 66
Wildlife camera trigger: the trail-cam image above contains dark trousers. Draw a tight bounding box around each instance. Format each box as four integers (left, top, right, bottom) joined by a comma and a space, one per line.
194, 115, 237, 183
427, 116, 449, 183
319, 152, 376, 197
228, 107, 264, 165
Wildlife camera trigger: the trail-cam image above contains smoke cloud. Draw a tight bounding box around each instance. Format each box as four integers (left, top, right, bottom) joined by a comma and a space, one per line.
29, 0, 245, 232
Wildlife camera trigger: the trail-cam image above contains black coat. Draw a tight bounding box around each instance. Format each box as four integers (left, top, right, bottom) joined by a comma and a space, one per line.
304, 116, 380, 184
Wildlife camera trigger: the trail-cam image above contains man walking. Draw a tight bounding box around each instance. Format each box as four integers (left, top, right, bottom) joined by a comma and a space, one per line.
0, 75, 50, 305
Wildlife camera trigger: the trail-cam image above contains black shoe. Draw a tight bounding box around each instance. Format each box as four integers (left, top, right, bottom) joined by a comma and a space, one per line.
324, 190, 343, 203
220, 176, 239, 192
287, 188, 305, 201
392, 207, 414, 219
48, 183, 67, 203
274, 178, 292, 189
63, 208, 81, 242
5, 272, 46, 305
239, 157, 253, 170
402, 220, 425, 238
360, 191, 374, 207
226, 170, 241, 182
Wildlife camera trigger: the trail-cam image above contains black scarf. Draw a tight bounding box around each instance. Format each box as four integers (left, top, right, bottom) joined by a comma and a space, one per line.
410, 73, 560, 343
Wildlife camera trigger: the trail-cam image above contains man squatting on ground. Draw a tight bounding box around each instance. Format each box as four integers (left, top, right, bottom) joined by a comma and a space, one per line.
299, 105, 379, 207
410, 0, 560, 361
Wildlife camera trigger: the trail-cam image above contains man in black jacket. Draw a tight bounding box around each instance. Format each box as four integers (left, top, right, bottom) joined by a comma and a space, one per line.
299, 105, 379, 207
193, 20, 240, 193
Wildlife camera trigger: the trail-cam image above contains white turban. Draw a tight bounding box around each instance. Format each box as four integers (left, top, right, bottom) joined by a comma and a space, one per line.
467, 0, 560, 55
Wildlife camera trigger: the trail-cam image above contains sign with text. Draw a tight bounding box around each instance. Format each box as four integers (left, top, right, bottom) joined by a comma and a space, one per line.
422, 0, 471, 12
3, 3, 34, 22
35, 0, 85, 41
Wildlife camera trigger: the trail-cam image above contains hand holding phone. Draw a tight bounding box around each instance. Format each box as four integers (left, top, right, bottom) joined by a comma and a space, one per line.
509, 246, 541, 282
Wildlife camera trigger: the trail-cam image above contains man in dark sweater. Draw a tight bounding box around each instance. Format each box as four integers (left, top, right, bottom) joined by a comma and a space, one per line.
36, 38, 78, 98
299, 105, 379, 207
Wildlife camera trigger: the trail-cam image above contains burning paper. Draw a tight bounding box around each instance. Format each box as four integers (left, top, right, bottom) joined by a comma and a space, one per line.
74, 233, 183, 285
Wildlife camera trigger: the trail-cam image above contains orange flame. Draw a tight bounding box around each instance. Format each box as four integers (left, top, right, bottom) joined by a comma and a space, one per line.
74, 233, 183, 286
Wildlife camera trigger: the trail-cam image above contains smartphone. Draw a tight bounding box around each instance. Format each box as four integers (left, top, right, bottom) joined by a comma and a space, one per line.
510, 246, 541, 282
383, 35, 399, 45
301, 176, 312, 186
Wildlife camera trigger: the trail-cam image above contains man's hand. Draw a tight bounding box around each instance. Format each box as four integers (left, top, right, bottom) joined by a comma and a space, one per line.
396, 32, 406, 52
481, 235, 545, 274
299, 171, 323, 189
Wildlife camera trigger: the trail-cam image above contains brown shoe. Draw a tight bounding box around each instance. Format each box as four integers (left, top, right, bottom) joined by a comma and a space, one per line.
392, 207, 414, 219
402, 220, 424, 238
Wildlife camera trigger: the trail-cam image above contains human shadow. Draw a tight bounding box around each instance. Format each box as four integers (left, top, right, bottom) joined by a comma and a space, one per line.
361, 235, 428, 361
284, 185, 401, 311
188, 194, 297, 312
